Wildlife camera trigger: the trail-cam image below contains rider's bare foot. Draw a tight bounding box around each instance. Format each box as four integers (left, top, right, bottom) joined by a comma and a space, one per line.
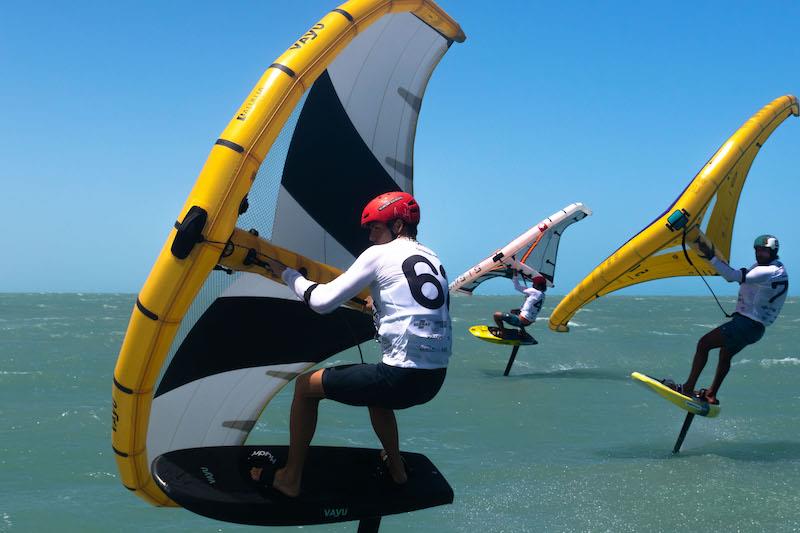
380, 450, 408, 485
698, 388, 720, 405
272, 467, 301, 497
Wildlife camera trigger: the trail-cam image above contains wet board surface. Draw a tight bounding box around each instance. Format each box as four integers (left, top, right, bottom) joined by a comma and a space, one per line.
631, 372, 720, 417
152, 445, 453, 526
469, 325, 538, 346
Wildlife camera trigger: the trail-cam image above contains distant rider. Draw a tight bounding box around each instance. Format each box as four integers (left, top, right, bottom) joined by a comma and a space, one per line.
679, 234, 788, 405
259, 191, 451, 497
493, 271, 547, 339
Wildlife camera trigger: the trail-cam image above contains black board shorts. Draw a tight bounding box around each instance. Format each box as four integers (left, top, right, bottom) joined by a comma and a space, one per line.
500, 311, 532, 327
322, 362, 446, 410
719, 313, 765, 355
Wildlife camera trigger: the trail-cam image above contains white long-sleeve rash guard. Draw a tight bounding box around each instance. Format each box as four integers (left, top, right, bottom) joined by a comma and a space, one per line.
512, 274, 545, 322
710, 256, 789, 326
281, 237, 452, 369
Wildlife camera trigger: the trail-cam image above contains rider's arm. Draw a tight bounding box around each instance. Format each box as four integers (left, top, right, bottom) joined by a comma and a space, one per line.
743, 264, 781, 284
710, 257, 747, 284
512, 272, 527, 294
282, 247, 379, 314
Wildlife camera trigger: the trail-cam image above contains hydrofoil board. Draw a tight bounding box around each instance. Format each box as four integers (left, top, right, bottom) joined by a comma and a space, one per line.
152, 445, 453, 527
631, 372, 720, 417
469, 325, 537, 346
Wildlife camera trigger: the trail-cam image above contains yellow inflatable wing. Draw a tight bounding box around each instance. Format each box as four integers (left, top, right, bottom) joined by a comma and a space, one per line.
550, 95, 798, 332
112, 0, 465, 507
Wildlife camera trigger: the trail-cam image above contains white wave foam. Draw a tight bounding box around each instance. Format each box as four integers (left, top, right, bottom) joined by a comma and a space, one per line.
87, 471, 117, 479
0, 371, 42, 375
566, 320, 584, 327
3, 512, 11, 528
536, 361, 596, 373
649, 331, 686, 336
587, 327, 603, 332
760, 357, 800, 368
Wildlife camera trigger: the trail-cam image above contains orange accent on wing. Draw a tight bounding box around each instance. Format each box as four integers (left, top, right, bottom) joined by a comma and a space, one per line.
520, 231, 545, 264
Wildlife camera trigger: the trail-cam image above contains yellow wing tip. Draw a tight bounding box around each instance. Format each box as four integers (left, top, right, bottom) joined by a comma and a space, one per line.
552, 94, 798, 319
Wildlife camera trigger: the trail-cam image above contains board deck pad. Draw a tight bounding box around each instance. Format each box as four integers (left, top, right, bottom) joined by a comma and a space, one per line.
469, 325, 538, 346
631, 372, 720, 417
152, 445, 453, 526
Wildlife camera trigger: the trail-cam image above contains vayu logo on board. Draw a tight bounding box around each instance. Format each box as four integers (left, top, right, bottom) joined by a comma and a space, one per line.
249, 449, 278, 465
323, 507, 348, 518
201, 466, 216, 485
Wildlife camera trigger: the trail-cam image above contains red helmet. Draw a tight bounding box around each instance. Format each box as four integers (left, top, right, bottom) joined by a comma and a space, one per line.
361, 191, 420, 227
532, 275, 547, 289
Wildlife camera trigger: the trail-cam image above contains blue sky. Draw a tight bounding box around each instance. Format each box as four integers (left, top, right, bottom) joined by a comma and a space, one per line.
1, 1, 798, 295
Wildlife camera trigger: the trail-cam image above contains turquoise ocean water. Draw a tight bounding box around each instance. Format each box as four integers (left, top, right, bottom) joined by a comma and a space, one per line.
2, 293, 799, 532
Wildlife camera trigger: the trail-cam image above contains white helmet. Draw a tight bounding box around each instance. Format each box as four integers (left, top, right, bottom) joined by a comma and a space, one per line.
753, 234, 779, 252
